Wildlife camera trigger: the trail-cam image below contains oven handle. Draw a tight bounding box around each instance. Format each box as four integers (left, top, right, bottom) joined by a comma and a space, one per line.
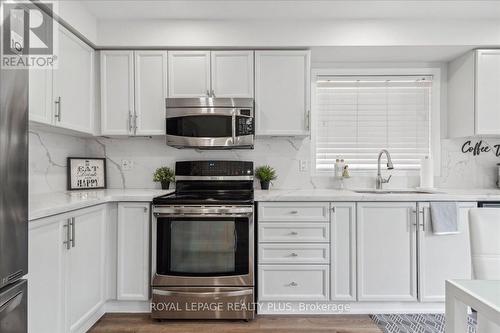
154, 213, 253, 218
152, 289, 253, 298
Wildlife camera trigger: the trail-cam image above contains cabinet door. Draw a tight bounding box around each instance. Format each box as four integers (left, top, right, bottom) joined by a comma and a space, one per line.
475, 50, 500, 135
134, 51, 168, 135
167, 51, 210, 97
29, 67, 53, 125
357, 202, 417, 301
117, 203, 150, 301
418, 202, 475, 302
53, 24, 94, 134
330, 202, 356, 301
211, 51, 254, 98
255, 50, 310, 136
28, 217, 67, 333
67, 206, 106, 333
100, 50, 135, 135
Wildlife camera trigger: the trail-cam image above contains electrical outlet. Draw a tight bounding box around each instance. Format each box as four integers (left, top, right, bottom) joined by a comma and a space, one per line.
121, 160, 134, 171
299, 160, 308, 172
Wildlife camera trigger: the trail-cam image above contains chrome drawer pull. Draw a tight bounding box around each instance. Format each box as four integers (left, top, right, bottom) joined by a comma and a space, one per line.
290, 253, 299, 257
290, 210, 298, 214
289, 282, 298, 287
289, 231, 298, 235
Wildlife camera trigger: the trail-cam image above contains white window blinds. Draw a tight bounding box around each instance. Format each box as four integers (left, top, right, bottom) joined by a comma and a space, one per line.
314, 76, 431, 171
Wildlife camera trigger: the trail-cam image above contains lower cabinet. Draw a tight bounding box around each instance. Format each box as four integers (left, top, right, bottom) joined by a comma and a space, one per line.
418, 202, 475, 302
117, 202, 150, 300
29, 205, 106, 333
357, 202, 418, 301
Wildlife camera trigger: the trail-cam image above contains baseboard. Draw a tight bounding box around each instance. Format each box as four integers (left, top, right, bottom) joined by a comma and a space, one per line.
75, 307, 106, 333
103, 300, 151, 313
257, 301, 445, 315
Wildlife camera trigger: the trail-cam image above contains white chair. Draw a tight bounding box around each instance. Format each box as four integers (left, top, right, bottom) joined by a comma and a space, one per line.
469, 208, 500, 280
468, 208, 500, 333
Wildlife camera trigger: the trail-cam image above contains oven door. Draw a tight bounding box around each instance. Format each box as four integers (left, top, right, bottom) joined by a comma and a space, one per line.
152, 206, 254, 286
165, 108, 254, 148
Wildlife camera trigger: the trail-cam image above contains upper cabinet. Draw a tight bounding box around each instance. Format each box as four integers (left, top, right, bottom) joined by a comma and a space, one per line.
167, 51, 211, 98
255, 50, 311, 136
100, 50, 167, 136
211, 51, 254, 98
168, 50, 254, 98
29, 23, 95, 135
448, 49, 500, 137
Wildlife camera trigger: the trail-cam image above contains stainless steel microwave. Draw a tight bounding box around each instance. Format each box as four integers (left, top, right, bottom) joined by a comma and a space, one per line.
165, 98, 254, 149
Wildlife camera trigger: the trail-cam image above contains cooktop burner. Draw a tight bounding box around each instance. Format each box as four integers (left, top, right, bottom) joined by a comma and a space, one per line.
153, 191, 253, 205
153, 161, 254, 206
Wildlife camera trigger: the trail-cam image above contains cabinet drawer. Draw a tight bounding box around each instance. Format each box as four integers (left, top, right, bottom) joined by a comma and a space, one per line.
259, 223, 329, 243
258, 265, 329, 301
259, 244, 329, 264
258, 202, 329, 222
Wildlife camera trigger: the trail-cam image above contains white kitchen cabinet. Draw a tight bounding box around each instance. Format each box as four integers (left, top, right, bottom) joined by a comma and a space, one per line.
330, 202, 356, 301
168, 51, 211, 97
357, 202, 418, 301
52, 24, 94, 134
67, 207, 106, 333
117, 203, 150, 301
211, 51, 254, 98
258, 265, 329, 301
101, 50, 167, 136
29, 24, 94, 135
418, 202, 476, 302
134, 51, 168, 135
448, 49, 500, 137
258, 202, 329, 222
28, 216, 66, 333
100, 51, 135, 135
29, 68, 53, 125
254, 50, 311, 136
28, 205, 106, 333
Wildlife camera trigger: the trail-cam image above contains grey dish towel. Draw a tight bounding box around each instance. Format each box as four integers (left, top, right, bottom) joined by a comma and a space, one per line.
430, 202, 459, 235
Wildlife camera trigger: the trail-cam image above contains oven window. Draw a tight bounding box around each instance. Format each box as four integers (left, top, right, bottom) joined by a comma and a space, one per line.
156, 217, 249, 277
166, 116, 232, 137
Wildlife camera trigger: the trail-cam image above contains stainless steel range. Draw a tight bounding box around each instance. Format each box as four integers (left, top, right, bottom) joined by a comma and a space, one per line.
151, 161, 254, 320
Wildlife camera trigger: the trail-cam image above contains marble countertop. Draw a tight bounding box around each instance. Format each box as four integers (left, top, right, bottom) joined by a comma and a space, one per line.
254, 188, 500, 202
29, 189, 173, 221
30, 188, 500, 221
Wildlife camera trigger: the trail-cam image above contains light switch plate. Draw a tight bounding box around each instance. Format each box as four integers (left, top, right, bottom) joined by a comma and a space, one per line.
121, 159, 134, 171
299, 160, 308, 172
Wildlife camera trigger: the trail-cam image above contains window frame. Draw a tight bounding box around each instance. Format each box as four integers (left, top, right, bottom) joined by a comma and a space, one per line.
310, 67, 441, 176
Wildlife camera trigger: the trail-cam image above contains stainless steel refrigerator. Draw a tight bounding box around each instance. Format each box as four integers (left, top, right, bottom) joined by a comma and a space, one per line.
0, 11, 29, 333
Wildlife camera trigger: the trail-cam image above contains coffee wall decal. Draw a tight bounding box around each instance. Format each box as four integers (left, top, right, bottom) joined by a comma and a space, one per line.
461, 140, 500, 157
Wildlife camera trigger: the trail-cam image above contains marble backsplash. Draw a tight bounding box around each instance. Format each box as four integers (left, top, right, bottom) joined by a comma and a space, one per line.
29, 128, 500, 195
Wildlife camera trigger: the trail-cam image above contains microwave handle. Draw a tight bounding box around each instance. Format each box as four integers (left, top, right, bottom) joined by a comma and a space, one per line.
232, 113, 236, 144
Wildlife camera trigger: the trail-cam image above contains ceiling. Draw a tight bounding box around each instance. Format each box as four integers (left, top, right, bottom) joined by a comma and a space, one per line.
83, 0, 500, 21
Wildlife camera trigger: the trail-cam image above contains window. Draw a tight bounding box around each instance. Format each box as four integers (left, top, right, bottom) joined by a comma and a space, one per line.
313, 75, 432, 172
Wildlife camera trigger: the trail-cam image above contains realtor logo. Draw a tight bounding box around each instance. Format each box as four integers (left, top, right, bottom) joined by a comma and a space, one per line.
1, 1, 56, 68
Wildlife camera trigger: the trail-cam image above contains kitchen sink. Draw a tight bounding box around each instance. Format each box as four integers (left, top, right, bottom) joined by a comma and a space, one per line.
353, 189, 437, 194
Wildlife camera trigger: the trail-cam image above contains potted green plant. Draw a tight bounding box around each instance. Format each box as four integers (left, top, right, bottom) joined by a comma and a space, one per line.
255, 165, 277, 190
153, 166, 175, 189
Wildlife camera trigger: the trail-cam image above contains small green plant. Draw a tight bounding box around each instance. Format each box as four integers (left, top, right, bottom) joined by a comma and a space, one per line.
255, 165, 277, 182
153, 166, 175, 183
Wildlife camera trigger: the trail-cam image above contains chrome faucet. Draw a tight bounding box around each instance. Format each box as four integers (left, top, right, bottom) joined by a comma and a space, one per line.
376, 149, 394, 189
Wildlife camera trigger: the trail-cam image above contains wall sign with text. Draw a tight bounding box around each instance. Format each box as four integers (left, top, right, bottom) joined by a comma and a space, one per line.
67, 158, 107, 190
461, 140, 500, 157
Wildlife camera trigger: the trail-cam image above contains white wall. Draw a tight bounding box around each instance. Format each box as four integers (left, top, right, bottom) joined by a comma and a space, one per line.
96, 19, 500, 48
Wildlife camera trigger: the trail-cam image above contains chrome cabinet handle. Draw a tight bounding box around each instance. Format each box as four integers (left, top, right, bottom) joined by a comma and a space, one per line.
290, 252, 299, 257
63, 218, 71, 250
134, 113, 138, 135
305, 110, 310, 130
54, 96, 61, 121
290, 210, 298, 214
211, 89, 216, 98
128, 110, 133, 133
419, 208, 425, 232
290, 231, 298, 235
289, 282, 298, 287
206, 90, 210, 97
70, 217, 75, 248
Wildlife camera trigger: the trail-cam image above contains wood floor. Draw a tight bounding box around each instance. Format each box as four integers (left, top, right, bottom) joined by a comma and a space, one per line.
89, 314, 383, 333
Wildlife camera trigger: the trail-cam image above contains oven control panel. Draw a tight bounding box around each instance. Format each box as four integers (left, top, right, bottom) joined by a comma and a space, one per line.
175, 160, 254, 176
